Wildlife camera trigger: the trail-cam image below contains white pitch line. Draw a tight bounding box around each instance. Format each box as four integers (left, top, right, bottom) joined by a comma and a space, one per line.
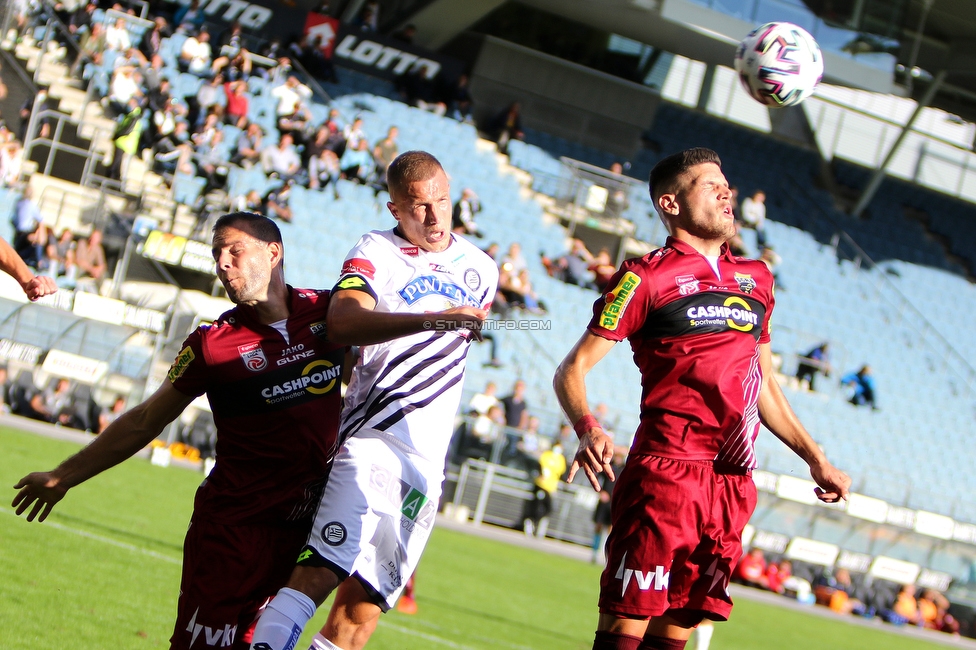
1, 505, 182, 565
380, 621, 477, 649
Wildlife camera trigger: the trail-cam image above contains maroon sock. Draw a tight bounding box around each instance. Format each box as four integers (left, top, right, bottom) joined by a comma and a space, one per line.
593, 630, 642, 650
638, 635, 687, 650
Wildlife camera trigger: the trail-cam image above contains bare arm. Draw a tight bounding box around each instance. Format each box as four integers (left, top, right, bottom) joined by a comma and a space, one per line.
0, 236, 57, 300
326, 289, 488, 347
553, 331, 617, 490
757, 343, 850, 503
11, 382, 195, 522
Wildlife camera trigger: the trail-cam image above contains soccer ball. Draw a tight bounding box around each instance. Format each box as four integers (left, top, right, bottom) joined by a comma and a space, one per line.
734, 22, 824, 107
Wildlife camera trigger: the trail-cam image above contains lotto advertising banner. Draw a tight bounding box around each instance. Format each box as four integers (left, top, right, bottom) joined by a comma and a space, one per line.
305, 14, 464, 82
164, 0, 307, 40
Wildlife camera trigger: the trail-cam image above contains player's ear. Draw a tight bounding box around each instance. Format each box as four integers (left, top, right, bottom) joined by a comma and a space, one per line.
658, 192, 679, 217
268, 241, 283, 267
387, 201, 400, 221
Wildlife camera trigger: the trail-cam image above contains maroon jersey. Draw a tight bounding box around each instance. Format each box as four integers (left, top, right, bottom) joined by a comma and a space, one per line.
588, 237, 774, 469
168, 287, 345, 526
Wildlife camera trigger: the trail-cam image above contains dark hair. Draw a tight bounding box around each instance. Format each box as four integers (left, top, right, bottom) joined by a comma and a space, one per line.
648, 147, 722, 204
387, 151, 444, 199
213, 211, 282, 244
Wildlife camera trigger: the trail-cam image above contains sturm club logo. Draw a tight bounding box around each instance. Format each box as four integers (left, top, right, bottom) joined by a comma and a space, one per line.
237, 342, 267, 371
464, 268, 481, 291
261, 359, 341, 402
675, 274, 699, 296
735, 272, 757, 294
322, 521, 347, 546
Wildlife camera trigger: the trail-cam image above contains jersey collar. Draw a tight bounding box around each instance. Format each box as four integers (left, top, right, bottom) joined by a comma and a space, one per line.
666, 236, 733, 261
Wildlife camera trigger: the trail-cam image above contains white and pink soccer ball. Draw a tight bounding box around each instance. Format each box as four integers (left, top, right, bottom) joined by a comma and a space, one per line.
734, 22, 824, 107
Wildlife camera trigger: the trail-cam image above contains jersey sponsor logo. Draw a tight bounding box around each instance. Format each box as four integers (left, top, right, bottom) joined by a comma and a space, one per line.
341, 257, 376, 280
428, 262, 451, 273
168, 346, 195, 383
614, 552, 670, 596
464, 268, 481, 290
686, 295, 758, 332
261, 359, 341, 400
735, 272, 756, 294
601, 271, 641, 331
398, 275, 480, 308
185, 607, 236, 648
400, 246, 419, 256
322, 521, 346, 546
296, 290, 322, 299
369, 464, 436, 530
297, 548, 314, 563
675, 274, 699, 296
337, 275, 368, 290
237, 342, 268, 371
310, 321, 328, 339
277, 343, 317, 366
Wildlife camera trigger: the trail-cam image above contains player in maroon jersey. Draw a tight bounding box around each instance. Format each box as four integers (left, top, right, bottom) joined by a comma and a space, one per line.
12, 212, 347, 650
554, 148, 850, 650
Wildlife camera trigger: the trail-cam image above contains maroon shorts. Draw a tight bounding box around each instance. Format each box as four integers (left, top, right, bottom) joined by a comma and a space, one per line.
598, 455, 757, 621
170, 517, 310, 650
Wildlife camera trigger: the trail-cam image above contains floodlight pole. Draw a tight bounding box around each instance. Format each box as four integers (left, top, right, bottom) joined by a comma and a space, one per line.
852, 69, 946, 217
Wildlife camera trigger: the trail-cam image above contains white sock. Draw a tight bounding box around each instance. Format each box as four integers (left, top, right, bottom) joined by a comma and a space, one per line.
695, 622, 714, 650
250, 587, 317, 650
309, 632, 344, 650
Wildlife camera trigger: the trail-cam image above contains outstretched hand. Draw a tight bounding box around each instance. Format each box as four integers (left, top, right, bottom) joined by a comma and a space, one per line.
23, 276, 57, 301
567, 428, 616, 491
810, 461, 851, 504
12, 472, 67, 522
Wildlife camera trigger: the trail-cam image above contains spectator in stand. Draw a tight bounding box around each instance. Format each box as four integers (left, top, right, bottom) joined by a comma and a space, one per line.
262, 134, 302, 182
401, 68, 447, 116
191, 74, 223, 128
354, 1, 379, 32
521, 441, 566, 538
195, 129, 228, 193
142, 55, 167, 97
813, 567, 863, 615
140, 16, 170, 60
543, 238, 596, 289
263, 179, 294, 223
322, 109, 346, 152
795, 342, 831, 391
451, 188, 481, 237
174, 0, 206, 34
486, 102, 524, 155
727, 228, 749, 257
0, 139, 24, 187
0, 366, 11, 414
234, 189, 264, 213
223, 80, 249, 128
588, 248, 617, 293
277, 101, 314, 146
764, 559, 792, 595
308, 148, 340, 198
215, 21, 245, 61
342, 116, 367, 153
740, 189, 767, 247
501, 242, 528, 275
68, 2, 96, 38
372, 126, 399, 189
501, 379, 529, 430
46, 228, 77, 289
449, 73, 474, 123
14, 186, 46, 267
73, 21, 106, 76
230, 121, 263, 167
468, 381, 500, 416
180, 28, 213, 77
842, 365, 877, 409
29, 378, 80, 428
604, 162, 630, 218
469, 404, 505, 456
213, 49, 252, 83
76, 230, 107, 286
760, 245, 783, 289
271, 76, 312, 121
192, 112, 222, 151
105, 17, 132, 52
888, 584, 921, 625
98, 396, 127, 433
152, 121, 194, 175
734, 548, 768, 589
151, 97, 181, 145
500, 266, 546, 314
108, 66, 144, 116
339, 138, 374, 184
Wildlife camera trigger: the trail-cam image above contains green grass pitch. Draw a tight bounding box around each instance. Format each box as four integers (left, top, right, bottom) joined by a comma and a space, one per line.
1, 426, 952, 649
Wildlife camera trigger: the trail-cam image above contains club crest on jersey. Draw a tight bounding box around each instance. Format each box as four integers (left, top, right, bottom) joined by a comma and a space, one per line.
464, 268, 481, 290
675, 274, 699, 296
310, 321, 328, 339
398, 275, 480, 307
341, 257, 375, 280
735, 272, 756, 294
238, 342, 268, 371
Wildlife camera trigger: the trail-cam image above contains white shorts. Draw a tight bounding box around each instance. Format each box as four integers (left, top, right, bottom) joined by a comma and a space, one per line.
305, 433, 442, 610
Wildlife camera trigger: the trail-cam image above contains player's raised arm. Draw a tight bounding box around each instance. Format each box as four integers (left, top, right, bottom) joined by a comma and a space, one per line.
756, 343, 851, 503
12, 382, 195, 522
554, 331, 617, 491
326, 288, 488, 346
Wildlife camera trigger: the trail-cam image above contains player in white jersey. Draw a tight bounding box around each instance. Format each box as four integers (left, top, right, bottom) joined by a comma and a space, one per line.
250, 151, 498, 650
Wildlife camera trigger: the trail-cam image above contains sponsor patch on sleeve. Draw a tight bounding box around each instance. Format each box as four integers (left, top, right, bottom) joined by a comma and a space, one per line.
600, 271, 642, 331
168, 347, 195, 383
341, 257, 376, 280
337, 276, 368, 291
